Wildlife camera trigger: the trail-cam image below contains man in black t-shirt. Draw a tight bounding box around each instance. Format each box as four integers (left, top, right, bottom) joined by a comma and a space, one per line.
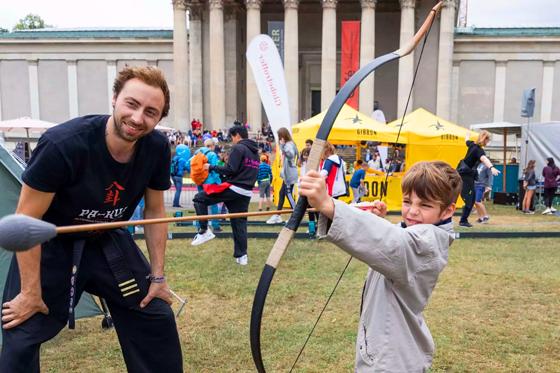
0, 66, 182, 372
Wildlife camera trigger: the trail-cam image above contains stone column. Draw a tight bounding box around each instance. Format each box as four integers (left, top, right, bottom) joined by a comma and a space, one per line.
541, 61, 554, 122
209, 0, 226, 130
320, 0, 337, 111
189, 1, 204, 124
283, 0, 299, 124
172, 0, 189, 130
246, 0, 262, 128
66, 60, 79, 118
450, 61, 460, 123
436, 0, 456, 120
107, 60, 117, 113
493, 61, 507, 122
397, 0, 415, 118
28, 60, 40, 119
225, 4, 240, 125
359, 0, 376, 115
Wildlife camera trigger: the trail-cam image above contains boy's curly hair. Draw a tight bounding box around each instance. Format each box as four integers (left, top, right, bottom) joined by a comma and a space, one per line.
401, 161, 462, 211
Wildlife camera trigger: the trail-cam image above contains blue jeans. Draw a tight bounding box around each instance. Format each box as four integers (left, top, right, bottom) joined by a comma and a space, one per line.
172, 176, 183, 207
194, 185, 221, 229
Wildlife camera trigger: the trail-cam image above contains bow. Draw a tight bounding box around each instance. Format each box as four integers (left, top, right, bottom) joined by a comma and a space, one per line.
250, 3, 443, 371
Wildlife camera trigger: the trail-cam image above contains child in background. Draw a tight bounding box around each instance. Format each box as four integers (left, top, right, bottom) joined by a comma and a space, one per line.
474, 163, 493, 223
320, 142, 347, 198
257, 154, 273, 211
299, 161, 462, 372
350, 160, 368, 203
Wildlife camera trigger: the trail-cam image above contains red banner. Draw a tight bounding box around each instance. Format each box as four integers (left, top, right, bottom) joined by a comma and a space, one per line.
340, 21, 361, 109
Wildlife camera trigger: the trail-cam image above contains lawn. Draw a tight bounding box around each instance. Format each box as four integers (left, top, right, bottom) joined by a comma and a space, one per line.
40, 204, 560, 372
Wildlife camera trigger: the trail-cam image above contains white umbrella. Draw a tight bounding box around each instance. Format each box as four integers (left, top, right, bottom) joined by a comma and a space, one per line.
0, 117, 57, 138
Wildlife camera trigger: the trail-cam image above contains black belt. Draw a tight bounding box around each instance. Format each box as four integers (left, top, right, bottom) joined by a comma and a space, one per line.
68, 239, 85, 329
67, 230, 142, 329
105, 230, 142, 307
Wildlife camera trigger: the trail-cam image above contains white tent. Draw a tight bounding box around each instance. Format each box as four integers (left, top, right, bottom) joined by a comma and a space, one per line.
520, 122, 560, 179
0, 117, 57, 138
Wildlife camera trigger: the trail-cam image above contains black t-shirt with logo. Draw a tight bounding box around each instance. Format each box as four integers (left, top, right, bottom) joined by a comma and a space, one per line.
22, 115, 171, 228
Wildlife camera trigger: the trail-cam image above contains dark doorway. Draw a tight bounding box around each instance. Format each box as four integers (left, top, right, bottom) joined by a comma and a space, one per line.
311, 90, 321, 117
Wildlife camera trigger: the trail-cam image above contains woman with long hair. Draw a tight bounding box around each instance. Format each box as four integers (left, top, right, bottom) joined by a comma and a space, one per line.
267, 127, 298, 224
542, 157, 560, 214
457, 130, 500, 227
522, 160, 537, 214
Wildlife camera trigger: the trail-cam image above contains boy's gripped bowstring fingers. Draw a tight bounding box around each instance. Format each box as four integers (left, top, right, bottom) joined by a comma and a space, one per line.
299, 161, 462, 371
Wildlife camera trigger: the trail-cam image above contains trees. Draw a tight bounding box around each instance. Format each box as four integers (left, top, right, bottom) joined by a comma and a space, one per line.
13, 14, 52, 31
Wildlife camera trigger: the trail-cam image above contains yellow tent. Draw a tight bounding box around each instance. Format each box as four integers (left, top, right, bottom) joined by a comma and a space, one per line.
291, 104, 405, 148
387, 108, 477, 172
271, 107, 477, 211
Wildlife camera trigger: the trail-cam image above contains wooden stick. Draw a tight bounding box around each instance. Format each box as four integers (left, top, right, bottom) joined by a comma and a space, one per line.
54, 202, 379, 235
56, 208, 300, 234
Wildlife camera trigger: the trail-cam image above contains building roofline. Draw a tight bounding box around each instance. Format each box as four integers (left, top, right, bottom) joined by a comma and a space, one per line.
0, 28, 173, 40
455, 27, 560, 37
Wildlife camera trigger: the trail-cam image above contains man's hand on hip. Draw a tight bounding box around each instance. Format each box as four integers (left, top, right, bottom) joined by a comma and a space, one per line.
2, 292, 49, 329
140, 282, 173, 308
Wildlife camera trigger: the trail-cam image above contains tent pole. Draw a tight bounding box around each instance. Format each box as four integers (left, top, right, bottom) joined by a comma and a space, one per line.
503, 127, 507, 192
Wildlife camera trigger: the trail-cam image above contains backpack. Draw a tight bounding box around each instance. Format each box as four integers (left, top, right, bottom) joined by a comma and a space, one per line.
170, 157, 181, 177
190, 149, 210, 185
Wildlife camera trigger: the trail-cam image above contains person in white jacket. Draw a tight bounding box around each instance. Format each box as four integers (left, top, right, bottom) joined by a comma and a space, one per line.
299, 161, 462, 372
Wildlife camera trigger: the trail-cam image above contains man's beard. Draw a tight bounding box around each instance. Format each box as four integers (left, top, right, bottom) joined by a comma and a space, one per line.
112, 114, 146, 143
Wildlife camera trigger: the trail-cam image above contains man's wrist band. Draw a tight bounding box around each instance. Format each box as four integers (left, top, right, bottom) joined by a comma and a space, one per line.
149, 274, 166, 283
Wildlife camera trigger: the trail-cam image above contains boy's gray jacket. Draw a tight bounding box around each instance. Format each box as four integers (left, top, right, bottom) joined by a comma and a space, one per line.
319, 200, 454, 372
279, 141, 299, 185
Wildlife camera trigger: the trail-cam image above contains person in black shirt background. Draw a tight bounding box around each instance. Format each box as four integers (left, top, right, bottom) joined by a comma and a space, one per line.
0, 66, 182, 372
457, 130, 500, 227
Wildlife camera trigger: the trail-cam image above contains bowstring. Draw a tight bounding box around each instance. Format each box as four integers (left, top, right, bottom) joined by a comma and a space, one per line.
289, 15, 437, 372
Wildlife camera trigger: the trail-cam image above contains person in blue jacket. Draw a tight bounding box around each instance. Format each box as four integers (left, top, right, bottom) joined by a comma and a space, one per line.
187, 139, 222, 231
170, 143, 191, 207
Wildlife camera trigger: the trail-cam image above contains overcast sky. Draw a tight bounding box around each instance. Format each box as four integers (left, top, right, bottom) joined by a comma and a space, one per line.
1, 0, 559, 30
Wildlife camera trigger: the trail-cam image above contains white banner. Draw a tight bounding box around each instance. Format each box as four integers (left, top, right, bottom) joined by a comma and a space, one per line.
246, 34, 291, 142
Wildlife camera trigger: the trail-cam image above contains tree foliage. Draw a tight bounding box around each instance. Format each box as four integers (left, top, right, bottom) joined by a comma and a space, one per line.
13, 14, 52, 31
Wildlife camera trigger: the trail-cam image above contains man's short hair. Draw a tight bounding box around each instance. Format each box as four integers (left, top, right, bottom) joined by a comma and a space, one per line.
113, 66, 170, 118
401, 161, 462, 211
305, 139, 313, 145
229, 125, 248, 139
204, 139, 214, 147
356, 159, 363, 166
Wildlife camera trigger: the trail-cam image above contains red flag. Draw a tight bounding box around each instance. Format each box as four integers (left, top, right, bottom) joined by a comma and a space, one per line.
340, 21, 361, 109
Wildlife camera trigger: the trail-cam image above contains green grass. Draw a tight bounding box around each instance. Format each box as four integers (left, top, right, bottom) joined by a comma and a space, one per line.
40, 204, 560, 372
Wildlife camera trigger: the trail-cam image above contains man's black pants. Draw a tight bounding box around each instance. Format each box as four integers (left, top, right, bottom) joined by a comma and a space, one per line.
0, 232, 183, 373
193, 188, 251, 258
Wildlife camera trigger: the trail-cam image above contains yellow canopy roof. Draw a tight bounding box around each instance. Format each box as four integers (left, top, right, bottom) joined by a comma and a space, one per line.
387, 108, 477, 145
292, 104, 406, 148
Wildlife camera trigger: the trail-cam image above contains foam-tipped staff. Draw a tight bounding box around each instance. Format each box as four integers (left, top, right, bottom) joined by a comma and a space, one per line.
0, 209, 295, 253
0, 203, 381, 253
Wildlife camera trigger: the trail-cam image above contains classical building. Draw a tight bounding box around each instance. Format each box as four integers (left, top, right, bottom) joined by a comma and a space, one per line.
1, 0, 559, 133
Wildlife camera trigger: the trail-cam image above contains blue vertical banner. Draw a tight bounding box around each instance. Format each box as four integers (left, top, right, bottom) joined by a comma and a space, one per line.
267, 21, 284, 64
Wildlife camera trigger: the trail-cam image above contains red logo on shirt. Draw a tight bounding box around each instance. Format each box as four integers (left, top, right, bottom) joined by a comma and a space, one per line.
104, 181, 125, 206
